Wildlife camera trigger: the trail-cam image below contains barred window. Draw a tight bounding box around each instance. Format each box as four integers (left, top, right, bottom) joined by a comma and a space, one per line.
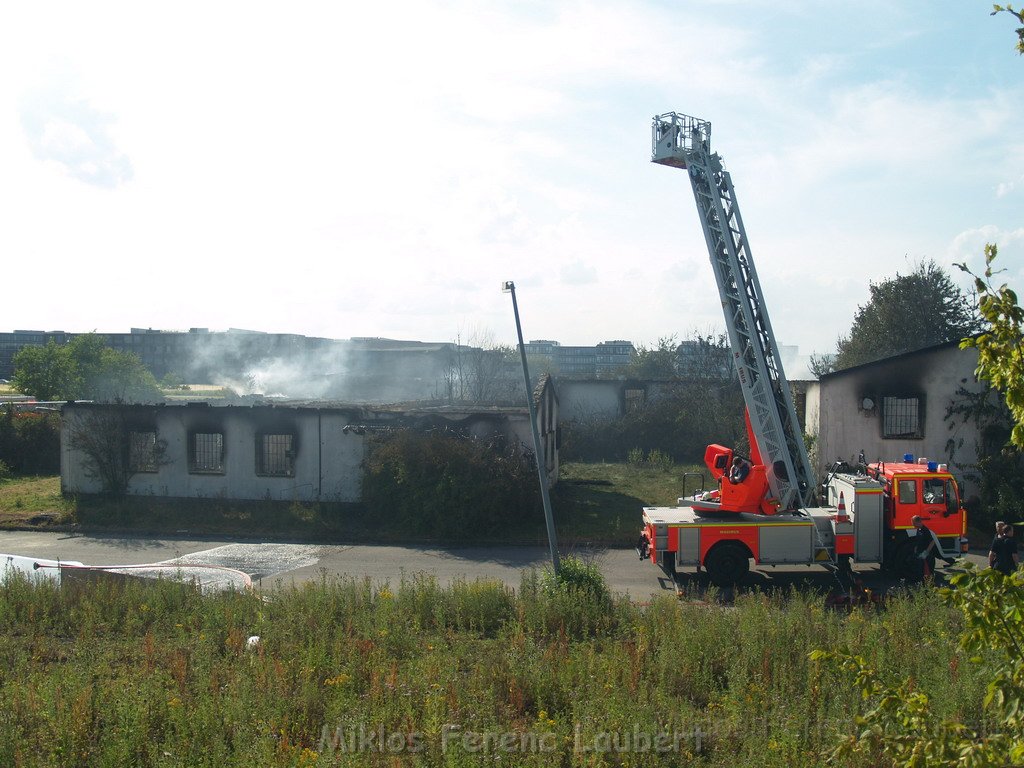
189, 432, 224, 474
257, 433, 295, 477
128, 431, 159, 473
882, 396, 923, 439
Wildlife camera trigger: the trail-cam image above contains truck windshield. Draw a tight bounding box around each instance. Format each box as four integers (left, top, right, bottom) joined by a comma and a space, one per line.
923, 478, 945, 504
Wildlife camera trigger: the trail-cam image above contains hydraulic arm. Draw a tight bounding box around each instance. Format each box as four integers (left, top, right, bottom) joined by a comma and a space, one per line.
651, 112, 817, 511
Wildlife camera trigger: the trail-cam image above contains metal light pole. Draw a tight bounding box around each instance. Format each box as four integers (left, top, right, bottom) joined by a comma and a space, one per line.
502, 280, 559, 573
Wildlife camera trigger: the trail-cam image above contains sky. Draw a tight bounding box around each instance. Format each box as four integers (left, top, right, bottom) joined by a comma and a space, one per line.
1, 0, 1022, 360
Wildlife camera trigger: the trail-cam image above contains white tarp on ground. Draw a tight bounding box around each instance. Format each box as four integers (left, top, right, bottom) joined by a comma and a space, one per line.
0, 543, 324, 592
162, 543, 321, 583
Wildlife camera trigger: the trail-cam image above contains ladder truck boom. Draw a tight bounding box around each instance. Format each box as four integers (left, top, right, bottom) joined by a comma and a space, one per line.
637, 111, 969, 588
651, 112, 816, 511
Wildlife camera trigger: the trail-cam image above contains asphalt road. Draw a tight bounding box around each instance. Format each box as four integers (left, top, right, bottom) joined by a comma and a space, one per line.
0, 530, 990, 599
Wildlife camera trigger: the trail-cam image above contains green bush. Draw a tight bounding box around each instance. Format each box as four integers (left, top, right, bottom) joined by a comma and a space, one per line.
626, 447, 674, 471
360, 429, 541, 540
0, 406, 61, 475
646, 448, 674, 471
540, 554, 609, 602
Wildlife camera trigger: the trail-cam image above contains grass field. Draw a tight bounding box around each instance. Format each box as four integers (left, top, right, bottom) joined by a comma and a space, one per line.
0, 569, 986, 767
0, 463, 699, 546
0, 476, 75, 526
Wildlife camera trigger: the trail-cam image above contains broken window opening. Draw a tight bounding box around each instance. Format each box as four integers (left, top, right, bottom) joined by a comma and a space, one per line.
189, 432, 224, 474
257, 433, 295, 477
624, 388, 646, 414
882, 396, 923, 439
128, 430, 159, 473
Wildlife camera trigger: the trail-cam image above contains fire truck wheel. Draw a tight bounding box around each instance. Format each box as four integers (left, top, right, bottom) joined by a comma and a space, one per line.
704, 543, 750, 587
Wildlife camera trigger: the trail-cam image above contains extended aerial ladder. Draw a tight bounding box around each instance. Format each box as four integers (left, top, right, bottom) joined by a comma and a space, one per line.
651, 112, 817, 512
639, 112, 967, 587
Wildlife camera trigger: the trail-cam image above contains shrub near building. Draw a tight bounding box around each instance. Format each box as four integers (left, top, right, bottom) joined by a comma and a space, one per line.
0, 407, 60, 475
361, 430, 541, 540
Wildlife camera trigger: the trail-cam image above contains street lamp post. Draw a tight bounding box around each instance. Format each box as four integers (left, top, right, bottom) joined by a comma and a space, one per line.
502, 281, 559, 573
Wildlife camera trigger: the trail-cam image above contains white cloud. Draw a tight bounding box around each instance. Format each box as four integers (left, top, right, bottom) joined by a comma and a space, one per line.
996, 174, 1024, 197
20, 86, 133, 188
0, 0, 1020, 357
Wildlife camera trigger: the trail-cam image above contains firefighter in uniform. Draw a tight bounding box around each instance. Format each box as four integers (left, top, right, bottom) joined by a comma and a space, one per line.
911, 515, 937, 579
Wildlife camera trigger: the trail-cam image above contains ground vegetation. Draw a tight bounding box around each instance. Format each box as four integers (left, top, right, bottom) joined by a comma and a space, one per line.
0, 569, 985, 767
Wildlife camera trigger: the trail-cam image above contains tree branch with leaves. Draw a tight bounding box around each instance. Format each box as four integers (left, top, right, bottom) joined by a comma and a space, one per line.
993, 4, 1024, 54
956, 245, 1024, 448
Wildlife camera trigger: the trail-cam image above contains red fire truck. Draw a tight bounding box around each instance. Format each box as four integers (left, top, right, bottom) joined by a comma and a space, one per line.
637, 113, 969, 586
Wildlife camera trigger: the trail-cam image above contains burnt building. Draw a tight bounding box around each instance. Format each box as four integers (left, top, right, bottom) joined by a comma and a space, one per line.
60, 377, 559, 503
806, 340, 985, 498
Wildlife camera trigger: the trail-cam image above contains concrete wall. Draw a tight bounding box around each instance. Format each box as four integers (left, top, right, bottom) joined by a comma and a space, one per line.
557, 379, 625, 420
815, 343, 983, 495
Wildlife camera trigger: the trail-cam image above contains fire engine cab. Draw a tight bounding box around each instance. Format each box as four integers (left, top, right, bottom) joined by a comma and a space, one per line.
637, 112, 969, 586
863, 456, 968, 577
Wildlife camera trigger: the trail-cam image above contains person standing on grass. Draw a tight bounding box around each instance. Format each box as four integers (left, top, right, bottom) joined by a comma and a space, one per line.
990, 522, 1020, 577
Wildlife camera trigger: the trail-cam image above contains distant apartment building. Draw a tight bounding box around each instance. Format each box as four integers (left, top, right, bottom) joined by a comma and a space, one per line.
524, 340, 635, 378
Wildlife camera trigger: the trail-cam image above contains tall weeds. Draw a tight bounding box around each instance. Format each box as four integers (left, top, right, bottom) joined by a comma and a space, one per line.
0, 572, 982, 767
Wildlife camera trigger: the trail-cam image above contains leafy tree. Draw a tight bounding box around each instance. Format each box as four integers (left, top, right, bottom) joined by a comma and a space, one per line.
993, 3, 1024, 53
11, 341, 77, 400
621, 330, 732, 380
677, 329, 732, 380
957, 245, 1024, 448
12, 333, 162, 403
624, 335, 680, 378
808, 351, 837, 378
834, 259, 980, 370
